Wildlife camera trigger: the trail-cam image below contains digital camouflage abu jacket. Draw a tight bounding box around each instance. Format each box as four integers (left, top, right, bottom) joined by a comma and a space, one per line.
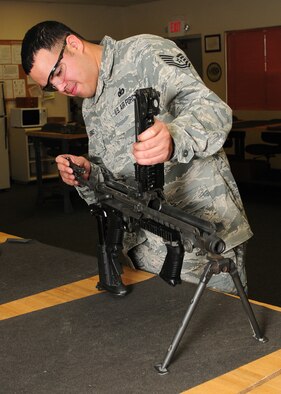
77, 35, 253, 289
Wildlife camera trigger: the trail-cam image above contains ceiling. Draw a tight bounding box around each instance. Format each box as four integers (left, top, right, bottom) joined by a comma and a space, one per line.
3, 0, 160, 6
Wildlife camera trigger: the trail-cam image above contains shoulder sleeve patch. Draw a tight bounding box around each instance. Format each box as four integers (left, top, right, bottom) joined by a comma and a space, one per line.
159, 53, 191, 68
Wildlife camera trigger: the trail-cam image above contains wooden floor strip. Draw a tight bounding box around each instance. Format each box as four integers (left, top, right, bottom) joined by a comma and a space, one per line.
241, 368, 281, 393
182, 349, 281, 393
0, 232, 20, 243
0, 266, 154, 321
250, 373, 281, 393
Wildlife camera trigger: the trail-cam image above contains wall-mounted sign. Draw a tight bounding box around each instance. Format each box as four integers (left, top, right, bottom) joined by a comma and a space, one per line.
168, 19, 185, 36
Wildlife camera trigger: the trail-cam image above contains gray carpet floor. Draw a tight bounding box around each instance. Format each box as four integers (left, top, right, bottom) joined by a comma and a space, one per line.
0, 241, 280, 393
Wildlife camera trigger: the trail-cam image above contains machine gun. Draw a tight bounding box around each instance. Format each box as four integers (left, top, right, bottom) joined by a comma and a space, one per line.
68, 87, 267, 374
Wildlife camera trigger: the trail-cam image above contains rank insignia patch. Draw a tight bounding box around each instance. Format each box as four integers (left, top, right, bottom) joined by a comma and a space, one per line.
159, 53, 191, 68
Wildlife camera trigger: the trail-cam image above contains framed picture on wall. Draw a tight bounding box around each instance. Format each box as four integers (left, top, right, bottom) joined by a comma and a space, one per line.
204, 34, 221, 53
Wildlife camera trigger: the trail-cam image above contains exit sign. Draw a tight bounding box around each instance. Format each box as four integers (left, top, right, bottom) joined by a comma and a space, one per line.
168, 19, 184, 36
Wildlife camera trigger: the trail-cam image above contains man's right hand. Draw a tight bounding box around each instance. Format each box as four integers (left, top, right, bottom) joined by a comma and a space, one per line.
55, 154, 91, 186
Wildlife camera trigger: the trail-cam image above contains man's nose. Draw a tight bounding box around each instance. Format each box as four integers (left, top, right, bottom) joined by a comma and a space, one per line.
56, 81, 67, 93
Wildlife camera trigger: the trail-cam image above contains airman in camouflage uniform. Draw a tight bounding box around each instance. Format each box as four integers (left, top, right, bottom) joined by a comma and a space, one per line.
79, 35, 252, 294
21, 22, 253, 294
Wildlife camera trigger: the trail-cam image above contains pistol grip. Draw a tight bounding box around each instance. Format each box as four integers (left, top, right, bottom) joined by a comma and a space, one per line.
159, 242, 185, 286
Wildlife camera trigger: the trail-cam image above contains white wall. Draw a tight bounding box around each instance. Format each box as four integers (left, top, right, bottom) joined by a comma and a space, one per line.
0, 1, 126, 40
124, 0, 281, 117
0, 1, 126, 118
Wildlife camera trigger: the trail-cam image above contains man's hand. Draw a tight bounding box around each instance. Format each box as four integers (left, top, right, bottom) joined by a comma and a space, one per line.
132, 118, 174, 165
55, 155, 91, 186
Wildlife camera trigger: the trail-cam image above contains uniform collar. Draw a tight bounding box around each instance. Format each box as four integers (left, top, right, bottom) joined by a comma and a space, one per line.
94, 35, 115, 103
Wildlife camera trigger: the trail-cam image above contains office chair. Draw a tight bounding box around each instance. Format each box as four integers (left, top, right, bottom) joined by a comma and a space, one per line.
224, 130, 246, 159
223, 116, 246, 159
245, 128, 281, 169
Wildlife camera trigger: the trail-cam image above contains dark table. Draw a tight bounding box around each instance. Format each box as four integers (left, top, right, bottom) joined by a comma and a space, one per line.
26, 129, 88, 213
227, 120, 281, 160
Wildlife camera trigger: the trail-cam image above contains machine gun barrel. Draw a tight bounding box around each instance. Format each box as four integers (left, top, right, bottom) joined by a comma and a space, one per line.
155, 201, 225, 254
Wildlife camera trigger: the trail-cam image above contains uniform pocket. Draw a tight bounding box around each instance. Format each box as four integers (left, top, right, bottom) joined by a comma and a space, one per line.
88, 132, 106, 158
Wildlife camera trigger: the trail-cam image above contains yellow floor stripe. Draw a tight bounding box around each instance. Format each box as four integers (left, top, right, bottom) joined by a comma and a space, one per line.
182, 349, 281, 393
0, 267, 154, 321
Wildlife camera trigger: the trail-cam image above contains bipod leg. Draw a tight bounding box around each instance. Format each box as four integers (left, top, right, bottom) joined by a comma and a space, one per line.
155, 260, 215, 375
229, 260, 268, 343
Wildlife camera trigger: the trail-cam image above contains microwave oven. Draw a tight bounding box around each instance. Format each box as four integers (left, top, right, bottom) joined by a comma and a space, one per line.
10, 107, 47, 128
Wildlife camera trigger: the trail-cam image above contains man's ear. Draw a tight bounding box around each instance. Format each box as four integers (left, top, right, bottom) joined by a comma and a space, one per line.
66, 34, 84, 53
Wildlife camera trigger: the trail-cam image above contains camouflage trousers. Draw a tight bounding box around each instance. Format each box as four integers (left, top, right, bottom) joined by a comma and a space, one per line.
128, 233, 247, 295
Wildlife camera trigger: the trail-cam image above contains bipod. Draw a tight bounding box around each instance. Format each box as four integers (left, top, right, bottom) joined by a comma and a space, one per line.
155, 257, 268, 375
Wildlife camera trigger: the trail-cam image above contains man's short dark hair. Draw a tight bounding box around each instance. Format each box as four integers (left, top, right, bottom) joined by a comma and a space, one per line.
21, 20, 84, 75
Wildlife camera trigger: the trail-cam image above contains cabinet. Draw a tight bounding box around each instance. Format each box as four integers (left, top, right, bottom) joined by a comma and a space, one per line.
9, 127, 58, 182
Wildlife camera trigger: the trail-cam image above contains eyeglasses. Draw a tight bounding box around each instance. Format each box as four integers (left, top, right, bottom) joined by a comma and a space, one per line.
42, 39, 67, 92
